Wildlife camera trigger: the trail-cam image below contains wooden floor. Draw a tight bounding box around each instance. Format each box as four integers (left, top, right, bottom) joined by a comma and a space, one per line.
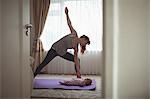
31, 74, 101, 99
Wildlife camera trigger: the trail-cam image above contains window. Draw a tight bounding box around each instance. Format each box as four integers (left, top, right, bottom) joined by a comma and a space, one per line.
40, 0, 103, 52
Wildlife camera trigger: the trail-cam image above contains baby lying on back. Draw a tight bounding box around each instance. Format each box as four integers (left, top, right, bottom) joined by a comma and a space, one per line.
59, 78, 92, 87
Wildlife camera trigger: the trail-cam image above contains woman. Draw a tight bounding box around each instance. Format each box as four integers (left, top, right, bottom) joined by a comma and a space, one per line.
34, 7, 90, 78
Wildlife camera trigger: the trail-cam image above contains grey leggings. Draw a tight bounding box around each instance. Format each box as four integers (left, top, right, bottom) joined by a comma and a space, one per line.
34, 48, 80, 77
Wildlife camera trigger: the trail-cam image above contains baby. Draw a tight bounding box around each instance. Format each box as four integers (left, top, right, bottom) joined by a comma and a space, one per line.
59, 78, 92, 87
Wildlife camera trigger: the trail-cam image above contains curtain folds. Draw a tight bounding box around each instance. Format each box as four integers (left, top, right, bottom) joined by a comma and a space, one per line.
31, 0, 51, 72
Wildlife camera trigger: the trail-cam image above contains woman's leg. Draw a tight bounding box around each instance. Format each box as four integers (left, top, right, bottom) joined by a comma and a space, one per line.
60, 52, 80, 73
34, 48, 58, 77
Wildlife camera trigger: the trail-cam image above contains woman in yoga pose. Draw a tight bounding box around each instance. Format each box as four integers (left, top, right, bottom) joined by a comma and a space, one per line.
34, 7, 90, 78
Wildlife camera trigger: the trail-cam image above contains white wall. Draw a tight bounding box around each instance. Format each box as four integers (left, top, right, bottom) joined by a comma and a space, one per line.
1, 0, 22, 98
104, 0, 113, 98
104, 0, 149, 99
0, 0, 2, 97
118, 0, 148, 98
148, 0, 150, 97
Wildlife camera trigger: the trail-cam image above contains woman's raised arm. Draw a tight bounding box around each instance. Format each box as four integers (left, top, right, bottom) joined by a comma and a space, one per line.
65, 7, 77, 34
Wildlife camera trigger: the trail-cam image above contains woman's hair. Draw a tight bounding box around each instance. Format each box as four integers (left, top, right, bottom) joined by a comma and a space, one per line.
80, 35, 90, 54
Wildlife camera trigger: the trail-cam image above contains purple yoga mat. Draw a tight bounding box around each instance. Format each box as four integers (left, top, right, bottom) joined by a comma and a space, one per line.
33, 79, 96, 90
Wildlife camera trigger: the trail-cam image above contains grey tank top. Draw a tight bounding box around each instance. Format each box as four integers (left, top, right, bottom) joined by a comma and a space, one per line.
52, 34, 77, 56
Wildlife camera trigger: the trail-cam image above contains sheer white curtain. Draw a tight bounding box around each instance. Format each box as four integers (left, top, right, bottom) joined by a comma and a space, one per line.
40, 0, 103, 75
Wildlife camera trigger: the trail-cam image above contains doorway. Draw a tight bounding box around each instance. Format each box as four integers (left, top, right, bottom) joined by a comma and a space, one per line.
30, 0, 104, 98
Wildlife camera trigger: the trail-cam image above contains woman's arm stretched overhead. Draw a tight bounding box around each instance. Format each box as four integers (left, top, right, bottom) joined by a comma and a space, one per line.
65, 7, 77, 35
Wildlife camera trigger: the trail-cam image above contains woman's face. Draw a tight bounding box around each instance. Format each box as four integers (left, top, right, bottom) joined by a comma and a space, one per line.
80, 38, 88, 46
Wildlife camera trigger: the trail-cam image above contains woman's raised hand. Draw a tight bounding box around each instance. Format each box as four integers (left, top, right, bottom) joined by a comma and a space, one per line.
65, 7, 68, 14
